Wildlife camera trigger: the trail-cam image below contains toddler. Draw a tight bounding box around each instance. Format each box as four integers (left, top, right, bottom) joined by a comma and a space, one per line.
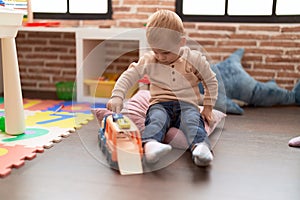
107, 10, 218, 167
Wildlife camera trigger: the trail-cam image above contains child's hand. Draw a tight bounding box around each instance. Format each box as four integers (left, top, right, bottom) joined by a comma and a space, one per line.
201, 105, 216, 126
106, 96, 123, 113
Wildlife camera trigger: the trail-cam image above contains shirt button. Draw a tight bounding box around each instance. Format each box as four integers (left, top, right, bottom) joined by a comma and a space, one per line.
171, 65, 175, 68
173, 78, 176, 81
172, 71, 175, 75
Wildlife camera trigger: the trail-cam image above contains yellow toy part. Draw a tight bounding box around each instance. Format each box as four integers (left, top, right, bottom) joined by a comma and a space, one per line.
116, 117, 131, 129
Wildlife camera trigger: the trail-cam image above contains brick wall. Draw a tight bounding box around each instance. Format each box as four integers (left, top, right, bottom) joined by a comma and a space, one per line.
16, 31, 76, 91
185, 24, 300, 89
16, 0, 300, 93
103, 40, 140, 74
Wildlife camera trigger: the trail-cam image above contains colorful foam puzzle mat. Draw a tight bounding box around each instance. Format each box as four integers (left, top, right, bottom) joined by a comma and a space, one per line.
0, 98, 105, 177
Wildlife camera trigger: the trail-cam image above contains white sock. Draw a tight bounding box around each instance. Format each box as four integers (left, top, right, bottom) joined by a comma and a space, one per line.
144, 141, 172, 163
192, 142, 213, 167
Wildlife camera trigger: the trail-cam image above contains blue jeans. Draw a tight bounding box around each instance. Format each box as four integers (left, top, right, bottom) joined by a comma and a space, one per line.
143, 101, 210, 150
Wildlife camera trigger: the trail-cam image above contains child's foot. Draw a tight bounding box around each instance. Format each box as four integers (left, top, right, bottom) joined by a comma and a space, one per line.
144, 141, 172, 163
192, 142, 213, 167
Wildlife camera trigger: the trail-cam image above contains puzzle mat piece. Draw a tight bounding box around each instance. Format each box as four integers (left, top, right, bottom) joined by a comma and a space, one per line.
47, 102, 94, 114
0, 98, 106, 113
0, 126, 72, 149
46, 101, 106, 114
0, 144, 44, 178
0, 109, 91, 148
0, 99, 63, 111
0, 109, 36, 118
25, 111, 94, 129
0, 109, 41, 118
23, 99, 63, 111
0, 99, 96, 178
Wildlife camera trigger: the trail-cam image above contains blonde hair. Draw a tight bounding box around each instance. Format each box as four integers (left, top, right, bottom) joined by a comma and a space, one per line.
146, 10, 185, 50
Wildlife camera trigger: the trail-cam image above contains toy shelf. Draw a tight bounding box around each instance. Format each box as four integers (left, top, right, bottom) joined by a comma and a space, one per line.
76, 28, 147, 103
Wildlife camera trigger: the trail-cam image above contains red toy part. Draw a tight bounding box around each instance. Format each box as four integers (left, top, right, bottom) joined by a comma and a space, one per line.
138, 75, 150, 84
0, 144, 44, 178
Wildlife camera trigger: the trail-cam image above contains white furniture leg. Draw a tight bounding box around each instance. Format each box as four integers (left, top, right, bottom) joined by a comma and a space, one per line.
1, 37, 25, 135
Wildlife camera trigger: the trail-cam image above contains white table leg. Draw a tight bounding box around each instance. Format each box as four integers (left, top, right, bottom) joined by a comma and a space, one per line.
1, 37, 25, 135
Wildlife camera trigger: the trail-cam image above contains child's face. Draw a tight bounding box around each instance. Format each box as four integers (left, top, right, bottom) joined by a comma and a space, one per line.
150, 38, 185, 65
152, 48, 180, 65
150, 37, 186, 65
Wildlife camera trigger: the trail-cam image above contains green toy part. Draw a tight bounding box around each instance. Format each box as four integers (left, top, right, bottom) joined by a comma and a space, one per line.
0, 116, 5, 132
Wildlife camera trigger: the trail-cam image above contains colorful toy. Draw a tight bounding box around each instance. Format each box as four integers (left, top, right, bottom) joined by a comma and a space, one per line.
98, 113, 143, 175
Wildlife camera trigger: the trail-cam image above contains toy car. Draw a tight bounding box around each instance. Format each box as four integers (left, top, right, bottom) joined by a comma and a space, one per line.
98, 113, 143, 172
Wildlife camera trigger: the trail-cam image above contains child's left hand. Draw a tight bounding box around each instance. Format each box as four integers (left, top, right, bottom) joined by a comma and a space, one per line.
201, 105, 216, 126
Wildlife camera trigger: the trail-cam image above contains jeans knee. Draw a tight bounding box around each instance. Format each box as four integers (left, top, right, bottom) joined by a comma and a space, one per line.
146, 104, 169, 125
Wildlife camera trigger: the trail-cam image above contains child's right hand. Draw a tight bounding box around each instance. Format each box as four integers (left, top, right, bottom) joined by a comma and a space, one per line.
106, 96, 123, 113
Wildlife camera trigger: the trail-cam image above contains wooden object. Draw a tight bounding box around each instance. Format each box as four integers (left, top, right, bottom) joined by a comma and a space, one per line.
76, 28, 147, 103
0, 7, 25, 135
26, 0, 33, 23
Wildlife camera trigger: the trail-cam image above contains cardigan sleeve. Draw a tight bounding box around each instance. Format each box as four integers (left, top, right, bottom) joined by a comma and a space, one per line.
111, 56, 148, 100
193, 52, 218, 106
